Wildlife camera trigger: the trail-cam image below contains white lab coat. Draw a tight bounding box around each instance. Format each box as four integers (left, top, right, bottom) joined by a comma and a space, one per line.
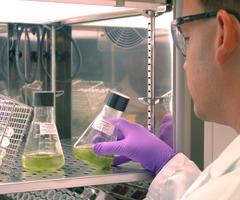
146, 135, 240, 200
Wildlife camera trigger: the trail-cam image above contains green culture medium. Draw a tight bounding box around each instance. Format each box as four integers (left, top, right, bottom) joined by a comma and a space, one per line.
73, 145, 113, 169
22, 153, 65, 172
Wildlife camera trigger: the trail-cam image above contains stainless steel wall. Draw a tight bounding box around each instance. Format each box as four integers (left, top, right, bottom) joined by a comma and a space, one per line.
71, 19, 172, 140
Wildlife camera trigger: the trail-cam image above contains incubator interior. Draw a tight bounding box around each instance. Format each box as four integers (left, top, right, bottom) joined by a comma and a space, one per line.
0, 1, 173, 199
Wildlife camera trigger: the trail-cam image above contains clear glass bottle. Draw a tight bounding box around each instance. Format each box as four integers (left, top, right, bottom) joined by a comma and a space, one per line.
22, 91, 65, 172
73, 90, 130, 169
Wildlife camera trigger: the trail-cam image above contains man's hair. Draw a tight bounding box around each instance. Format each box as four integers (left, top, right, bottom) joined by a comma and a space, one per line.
200, 0, 240, 11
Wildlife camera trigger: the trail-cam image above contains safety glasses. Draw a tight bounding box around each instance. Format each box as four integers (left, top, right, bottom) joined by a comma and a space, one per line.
171, 9, 240, 57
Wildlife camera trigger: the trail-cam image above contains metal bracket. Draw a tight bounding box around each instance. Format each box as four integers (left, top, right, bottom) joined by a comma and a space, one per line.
140, 8, 170, 133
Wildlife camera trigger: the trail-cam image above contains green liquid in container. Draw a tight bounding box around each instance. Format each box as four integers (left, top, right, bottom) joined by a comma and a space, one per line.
22, 153, 65, 172
73, 145, 113, 169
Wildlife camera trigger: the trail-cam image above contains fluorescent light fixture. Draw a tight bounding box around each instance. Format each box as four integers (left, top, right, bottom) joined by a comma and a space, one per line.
0, 0, 136, 24
81, 11, 173, 29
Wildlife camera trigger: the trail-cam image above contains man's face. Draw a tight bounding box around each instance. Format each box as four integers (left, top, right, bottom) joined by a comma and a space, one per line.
181, 0, 221, 121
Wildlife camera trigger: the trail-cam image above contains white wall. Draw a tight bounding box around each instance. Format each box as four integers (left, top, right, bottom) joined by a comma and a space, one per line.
204, 122, 238, 168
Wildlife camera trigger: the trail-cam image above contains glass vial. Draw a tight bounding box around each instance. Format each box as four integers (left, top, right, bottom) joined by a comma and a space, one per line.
73, 90, 130, 169
22, 91, 65, 172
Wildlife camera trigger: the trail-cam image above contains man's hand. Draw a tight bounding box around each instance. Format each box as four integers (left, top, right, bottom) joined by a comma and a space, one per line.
93, 118, 176, 174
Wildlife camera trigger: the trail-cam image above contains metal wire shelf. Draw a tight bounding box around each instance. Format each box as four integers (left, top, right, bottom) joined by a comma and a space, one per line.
0, 139, 153, 195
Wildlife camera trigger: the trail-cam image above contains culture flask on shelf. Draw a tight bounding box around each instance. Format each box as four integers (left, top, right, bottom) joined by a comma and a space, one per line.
22, 91, 65, 172
73, 90, 130, 169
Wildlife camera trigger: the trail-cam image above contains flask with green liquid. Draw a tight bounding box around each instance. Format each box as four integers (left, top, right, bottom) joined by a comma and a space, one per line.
22, 91, 65, 172
73, 90, 130, 169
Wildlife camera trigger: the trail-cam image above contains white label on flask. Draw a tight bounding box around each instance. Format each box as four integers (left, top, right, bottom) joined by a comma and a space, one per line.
40, 123, 57, 135
92, 117, 115, 135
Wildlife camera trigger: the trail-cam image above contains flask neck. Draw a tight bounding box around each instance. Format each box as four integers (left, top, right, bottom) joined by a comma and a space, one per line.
99, 105, 123, 118
33, 106, 55, 123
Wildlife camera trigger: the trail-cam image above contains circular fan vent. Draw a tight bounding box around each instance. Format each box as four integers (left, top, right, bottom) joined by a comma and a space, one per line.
104, 27, 147, 49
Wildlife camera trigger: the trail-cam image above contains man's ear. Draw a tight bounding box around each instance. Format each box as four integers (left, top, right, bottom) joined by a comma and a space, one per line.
216, 9, 240, 64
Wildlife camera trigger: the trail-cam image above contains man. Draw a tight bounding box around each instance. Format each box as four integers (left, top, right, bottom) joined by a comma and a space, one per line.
93, 0, 240, 199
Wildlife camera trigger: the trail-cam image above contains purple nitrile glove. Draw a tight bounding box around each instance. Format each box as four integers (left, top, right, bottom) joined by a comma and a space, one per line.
92, 118, 176, 175
92, 114, 174, 167
159, 114, 173, 148
91, 132, 112, 144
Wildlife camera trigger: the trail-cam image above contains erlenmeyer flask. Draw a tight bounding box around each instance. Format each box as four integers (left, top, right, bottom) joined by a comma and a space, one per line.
73, 90, 130, 169
22, 91, 65, 172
